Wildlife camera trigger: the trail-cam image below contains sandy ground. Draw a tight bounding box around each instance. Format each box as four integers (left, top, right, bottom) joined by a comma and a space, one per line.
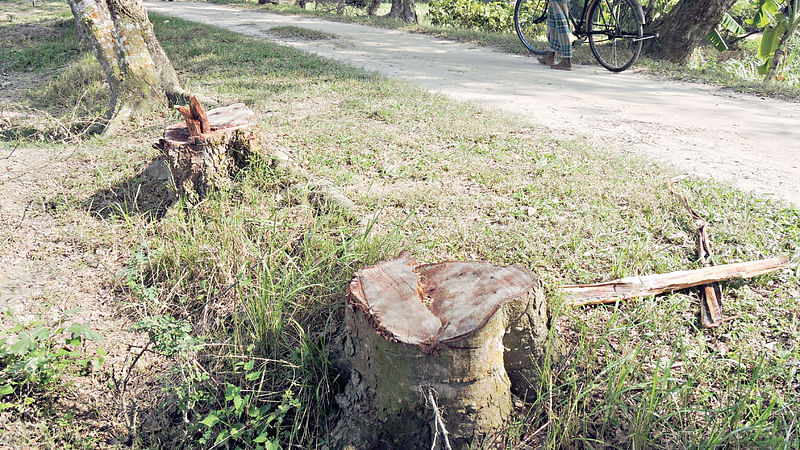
144, 1, 800, 207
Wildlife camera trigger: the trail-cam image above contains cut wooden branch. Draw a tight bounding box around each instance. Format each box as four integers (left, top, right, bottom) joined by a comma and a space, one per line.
331, 252, 562, 449
154, 101, 260, 203
562, 256, 790, 307
674, 190, 723, 328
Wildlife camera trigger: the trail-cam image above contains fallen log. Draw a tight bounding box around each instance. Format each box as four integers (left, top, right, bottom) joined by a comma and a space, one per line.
562, 256, 790, 307
332, 252, 561, 449
154, 99, 260, 203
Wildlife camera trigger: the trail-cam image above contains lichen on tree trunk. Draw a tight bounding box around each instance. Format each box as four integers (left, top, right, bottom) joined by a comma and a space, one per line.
67, 0, 186, 132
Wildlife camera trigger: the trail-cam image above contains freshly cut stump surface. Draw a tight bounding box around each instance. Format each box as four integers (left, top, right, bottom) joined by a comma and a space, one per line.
154, 102, 260, 203
334, 252, 560, 449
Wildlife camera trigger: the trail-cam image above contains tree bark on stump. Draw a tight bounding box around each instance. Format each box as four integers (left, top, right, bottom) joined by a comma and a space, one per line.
154, 101, 260, 203
332, 252, 561, 449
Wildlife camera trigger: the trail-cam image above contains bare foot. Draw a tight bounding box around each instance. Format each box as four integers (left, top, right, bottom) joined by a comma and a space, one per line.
537, 52, 555, 66
551, 58, 572, 71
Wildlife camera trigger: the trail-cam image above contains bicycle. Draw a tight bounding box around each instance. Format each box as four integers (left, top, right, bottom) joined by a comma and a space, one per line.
513, 0, 651, 72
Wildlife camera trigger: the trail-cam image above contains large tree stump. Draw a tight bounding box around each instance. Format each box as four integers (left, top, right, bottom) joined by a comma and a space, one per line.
154, 100, 260, 203
332, 252, 561, 449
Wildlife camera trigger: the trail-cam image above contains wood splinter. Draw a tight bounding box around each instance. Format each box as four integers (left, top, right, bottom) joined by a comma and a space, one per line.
175, 96, 211, 137
674, 191, 723, 328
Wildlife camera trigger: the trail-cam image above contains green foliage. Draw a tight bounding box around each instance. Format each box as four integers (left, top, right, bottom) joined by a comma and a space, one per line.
428, 0, 514, 33
638, 0, 680, 23
0, 310, 105, 415
199, 383, 301, 448
133, 316, 199, 357
124, 245, 163, 306
751, 0, 800, 78
707, 12, 747, 51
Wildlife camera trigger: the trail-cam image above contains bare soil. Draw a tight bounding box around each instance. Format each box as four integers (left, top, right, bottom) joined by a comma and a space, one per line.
144, 0, 800, 207
0, 132, 171, 446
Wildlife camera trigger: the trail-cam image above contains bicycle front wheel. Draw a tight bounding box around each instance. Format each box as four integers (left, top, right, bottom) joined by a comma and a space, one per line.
587, 0, 643, 72
514, 0, 550, 55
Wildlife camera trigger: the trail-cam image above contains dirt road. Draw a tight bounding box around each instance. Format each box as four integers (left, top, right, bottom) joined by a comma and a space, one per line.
144, 1, 800, 206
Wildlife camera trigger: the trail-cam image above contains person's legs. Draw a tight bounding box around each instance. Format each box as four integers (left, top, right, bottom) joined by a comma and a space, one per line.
547, 1, 572, 70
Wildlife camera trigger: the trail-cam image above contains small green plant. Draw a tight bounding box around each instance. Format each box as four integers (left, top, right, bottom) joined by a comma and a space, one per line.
124, 245, 163, 306
0, 310, 105, 415
131, 316, 303, 449
199, 381, 301, 448
133, 315, 198, 357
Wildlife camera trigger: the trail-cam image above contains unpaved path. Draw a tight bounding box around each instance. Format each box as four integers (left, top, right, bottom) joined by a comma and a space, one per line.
144, 1, 800, 206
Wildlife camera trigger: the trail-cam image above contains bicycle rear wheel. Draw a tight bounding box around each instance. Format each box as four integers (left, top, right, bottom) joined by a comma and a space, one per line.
587, 0, 643, 72
514, 0, 550, 55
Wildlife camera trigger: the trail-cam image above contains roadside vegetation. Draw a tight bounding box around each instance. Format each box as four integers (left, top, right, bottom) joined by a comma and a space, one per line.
214, 0, 800, 98
1, 0, 799, 448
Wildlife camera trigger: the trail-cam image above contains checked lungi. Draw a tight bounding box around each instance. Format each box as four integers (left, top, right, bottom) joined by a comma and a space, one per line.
547, 1, 572, 58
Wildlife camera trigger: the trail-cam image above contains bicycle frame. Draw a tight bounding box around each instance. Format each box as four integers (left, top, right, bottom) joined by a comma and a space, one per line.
570, 0, 646, 40
569, 0, 594, 39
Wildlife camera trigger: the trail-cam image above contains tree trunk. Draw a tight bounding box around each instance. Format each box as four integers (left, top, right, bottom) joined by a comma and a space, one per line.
154, 102, 260, 203
387, 0, 417, 23
331, 252, 562, 449
367, 0, 381, 16
643, 0, 736, 64
67, 0, 185, 132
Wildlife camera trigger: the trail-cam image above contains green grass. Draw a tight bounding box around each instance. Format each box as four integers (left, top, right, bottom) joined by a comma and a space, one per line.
267, 25, 338, 39
0, 16, 79, 73
142, 12, 799, 448
0, 8, 108, 141
1, 0, 799, 448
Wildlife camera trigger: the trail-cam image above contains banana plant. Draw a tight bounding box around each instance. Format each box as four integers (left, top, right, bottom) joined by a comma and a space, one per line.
707, 12, 746, 51
753, 0, 800, 81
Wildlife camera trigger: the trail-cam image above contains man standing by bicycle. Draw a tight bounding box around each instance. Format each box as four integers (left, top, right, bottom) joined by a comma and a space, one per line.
538, 0, 572, 70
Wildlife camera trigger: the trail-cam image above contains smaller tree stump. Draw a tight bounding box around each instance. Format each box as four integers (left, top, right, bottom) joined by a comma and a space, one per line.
154, 99, 260, 203
332, 252, 561, 449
